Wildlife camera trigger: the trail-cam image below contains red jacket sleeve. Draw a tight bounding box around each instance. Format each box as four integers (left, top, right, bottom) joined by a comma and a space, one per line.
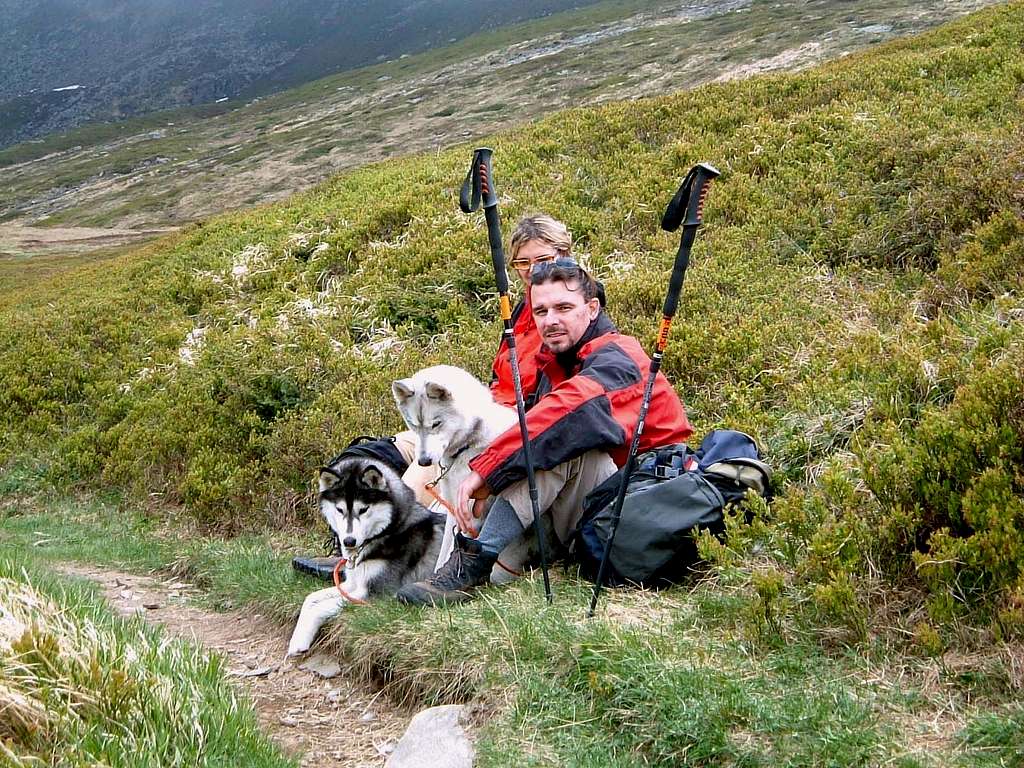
471, 344, 635, 493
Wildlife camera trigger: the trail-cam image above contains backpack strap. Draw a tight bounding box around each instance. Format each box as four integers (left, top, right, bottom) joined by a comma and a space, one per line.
325, 435, 409, 476
648, 443, 694, 479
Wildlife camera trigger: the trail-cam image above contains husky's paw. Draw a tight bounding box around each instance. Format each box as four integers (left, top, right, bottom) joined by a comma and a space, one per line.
287, 587, 346, 656
287, 625, 316, 657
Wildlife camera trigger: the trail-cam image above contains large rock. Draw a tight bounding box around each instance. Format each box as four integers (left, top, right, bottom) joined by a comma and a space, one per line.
385, 705, 474, 768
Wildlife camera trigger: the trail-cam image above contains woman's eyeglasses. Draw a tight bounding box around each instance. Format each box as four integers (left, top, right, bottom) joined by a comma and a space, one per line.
509, 251, 561, 270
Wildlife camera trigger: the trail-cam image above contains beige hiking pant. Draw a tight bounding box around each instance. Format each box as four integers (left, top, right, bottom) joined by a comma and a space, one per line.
499, 450, 617, 547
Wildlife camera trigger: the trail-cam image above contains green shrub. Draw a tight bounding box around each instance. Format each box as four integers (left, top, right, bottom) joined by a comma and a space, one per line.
0, 0, 1022, 630
862, 344, 1024, 619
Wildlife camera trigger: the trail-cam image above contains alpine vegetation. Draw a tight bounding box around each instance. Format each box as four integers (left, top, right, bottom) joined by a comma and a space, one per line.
0, 0, 1021, 690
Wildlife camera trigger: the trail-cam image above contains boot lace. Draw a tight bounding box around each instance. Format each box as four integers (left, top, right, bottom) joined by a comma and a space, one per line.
431, 547, 470, 590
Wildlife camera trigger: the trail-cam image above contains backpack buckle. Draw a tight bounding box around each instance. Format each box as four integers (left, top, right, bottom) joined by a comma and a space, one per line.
655, 464, 680, 479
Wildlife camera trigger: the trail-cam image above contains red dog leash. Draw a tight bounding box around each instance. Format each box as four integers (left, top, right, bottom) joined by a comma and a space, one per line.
332, 558, 369, 605
424, 480, 522, 577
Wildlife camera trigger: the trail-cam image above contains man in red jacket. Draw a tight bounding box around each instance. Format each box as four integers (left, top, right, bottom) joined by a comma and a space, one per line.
490, 214, 607, 409
295, 214, 573, 580
397, 259, 692, 605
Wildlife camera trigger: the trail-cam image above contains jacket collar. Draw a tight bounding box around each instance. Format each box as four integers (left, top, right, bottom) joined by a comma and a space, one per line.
535, 311, 618, 374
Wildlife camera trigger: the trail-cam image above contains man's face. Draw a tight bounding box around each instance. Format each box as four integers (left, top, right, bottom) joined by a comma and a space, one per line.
530, 279, 600, 354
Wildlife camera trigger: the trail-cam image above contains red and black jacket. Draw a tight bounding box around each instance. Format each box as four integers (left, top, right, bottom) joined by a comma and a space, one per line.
489, 297, 543, 408
471, 313, 693, 494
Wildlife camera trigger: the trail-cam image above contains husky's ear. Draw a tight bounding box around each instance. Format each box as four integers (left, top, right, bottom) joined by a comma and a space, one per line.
360, 465, 387, 491
318, 467, 341, 492
425, 381, 451, 401
392, 379, 415, 404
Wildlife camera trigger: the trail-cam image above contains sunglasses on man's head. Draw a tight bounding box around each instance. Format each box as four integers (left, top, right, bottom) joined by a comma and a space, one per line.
509, 251, 562, 270
527, 257, 583, 281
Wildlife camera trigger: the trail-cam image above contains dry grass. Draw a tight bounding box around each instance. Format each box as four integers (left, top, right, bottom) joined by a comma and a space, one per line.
0, 573, 289, 767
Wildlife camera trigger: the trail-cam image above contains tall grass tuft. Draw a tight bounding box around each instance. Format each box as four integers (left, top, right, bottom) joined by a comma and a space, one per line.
0, 566, 293, 767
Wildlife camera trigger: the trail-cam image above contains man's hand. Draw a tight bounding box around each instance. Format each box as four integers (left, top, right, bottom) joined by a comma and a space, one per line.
455, 471, 490, 536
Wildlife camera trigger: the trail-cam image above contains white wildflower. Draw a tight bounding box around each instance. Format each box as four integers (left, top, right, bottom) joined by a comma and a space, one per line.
178, 327, 208, 365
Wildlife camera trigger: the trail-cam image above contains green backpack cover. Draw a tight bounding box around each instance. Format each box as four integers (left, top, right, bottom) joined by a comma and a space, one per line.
576, 430, 771, 586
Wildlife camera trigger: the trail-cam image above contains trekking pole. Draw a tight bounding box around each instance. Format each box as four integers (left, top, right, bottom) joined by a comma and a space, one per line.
586, 162, 720, 618
459, 147, 553, 604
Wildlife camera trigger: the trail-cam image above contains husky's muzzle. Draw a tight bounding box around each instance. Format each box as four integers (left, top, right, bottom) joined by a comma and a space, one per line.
341, 542, 362, 564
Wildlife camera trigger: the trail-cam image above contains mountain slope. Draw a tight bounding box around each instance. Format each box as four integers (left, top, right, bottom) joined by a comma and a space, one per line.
0, 0, 1020, 642
0, 0, 605, 147
0, 0, 996, 242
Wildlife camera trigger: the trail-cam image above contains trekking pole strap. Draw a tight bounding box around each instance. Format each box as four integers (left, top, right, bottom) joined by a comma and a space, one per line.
661, 162, 718, 232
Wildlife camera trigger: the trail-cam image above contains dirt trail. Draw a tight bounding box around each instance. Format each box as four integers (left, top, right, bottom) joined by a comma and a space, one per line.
61, 565, 409, 768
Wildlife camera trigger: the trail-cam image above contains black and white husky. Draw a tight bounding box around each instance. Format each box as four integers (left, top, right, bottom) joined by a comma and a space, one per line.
287, 456, 444, 656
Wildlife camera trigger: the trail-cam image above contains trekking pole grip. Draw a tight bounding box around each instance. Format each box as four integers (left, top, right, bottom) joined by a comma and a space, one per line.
660, 163, 719, 322
474, 147, 499, 209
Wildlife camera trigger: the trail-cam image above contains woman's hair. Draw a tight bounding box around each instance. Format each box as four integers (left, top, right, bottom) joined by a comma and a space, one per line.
509, 214, 572, 263
529, 258, 600, 302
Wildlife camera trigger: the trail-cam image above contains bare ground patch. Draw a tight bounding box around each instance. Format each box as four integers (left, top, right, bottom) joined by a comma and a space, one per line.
0, 224, 174, 258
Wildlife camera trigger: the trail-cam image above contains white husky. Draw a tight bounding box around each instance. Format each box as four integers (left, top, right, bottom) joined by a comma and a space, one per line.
392, 364, 530, 582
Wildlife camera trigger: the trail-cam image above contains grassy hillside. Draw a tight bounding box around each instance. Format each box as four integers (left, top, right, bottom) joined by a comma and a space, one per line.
0, 0, 995, 240
1, 0, 1022, 668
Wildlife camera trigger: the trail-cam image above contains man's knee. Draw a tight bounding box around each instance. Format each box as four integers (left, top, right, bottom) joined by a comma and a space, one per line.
499, 450, 617, 542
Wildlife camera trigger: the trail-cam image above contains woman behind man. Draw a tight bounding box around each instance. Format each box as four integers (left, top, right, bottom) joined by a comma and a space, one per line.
489, 214, 571, 407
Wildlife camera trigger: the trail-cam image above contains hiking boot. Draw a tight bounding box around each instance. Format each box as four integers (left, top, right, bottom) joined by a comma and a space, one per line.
396, 533, 497, 606
292, 533, 342, 582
